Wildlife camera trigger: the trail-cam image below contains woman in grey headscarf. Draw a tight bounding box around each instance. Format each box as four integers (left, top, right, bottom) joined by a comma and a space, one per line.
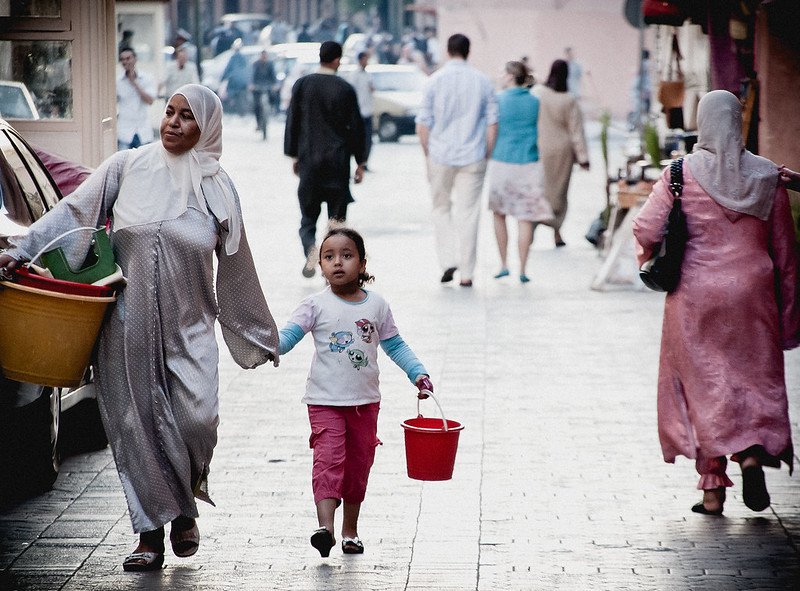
0, 84, 279, 570
633, 90, 799, 517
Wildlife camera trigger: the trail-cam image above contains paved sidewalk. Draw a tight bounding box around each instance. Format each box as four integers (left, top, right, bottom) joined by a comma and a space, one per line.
1, 116, 799, 591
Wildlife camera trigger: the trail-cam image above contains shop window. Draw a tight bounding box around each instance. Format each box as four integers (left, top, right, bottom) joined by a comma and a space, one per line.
0, 40, 73, 120
0, 0, 69, 31
1, 0, 61, 18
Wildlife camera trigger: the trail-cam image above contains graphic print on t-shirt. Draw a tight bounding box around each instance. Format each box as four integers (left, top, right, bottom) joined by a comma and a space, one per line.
327, 320, 377, 371
329, 331, 354, 352
348, 348, 369, 370
355, 318, 376, 343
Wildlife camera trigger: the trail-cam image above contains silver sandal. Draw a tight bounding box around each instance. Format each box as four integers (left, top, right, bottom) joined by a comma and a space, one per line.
341, 536, 364, 554
122, 551, 164, 572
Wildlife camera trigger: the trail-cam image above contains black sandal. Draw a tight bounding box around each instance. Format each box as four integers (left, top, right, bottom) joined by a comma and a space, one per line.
742, 465, 771, 511
691, 487, 725, 516
691, 502, 723, 516
310, 527, 335, 558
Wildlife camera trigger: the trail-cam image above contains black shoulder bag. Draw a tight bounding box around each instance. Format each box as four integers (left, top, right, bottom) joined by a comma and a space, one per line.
639, 157, 688, 292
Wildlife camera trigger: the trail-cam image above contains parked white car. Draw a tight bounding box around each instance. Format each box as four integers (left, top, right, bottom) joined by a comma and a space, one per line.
338, 64, 427, 142
0, 118, 106, 503
0, 81, 40, 120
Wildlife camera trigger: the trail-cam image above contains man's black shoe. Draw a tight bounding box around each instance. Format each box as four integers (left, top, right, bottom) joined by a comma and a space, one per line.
440, 267, 457, 283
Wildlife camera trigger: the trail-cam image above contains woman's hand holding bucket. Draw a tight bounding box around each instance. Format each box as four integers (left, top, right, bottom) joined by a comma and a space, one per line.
0, 253, 22, 279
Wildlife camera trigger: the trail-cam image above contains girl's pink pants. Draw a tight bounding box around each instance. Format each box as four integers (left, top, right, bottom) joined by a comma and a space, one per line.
307, 403, 381, 505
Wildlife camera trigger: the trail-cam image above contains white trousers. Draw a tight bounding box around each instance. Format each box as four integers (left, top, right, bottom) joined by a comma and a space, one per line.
427, 158, 487, 281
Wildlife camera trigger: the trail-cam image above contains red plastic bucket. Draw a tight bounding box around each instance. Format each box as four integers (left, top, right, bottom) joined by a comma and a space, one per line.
402, 393, 464, 481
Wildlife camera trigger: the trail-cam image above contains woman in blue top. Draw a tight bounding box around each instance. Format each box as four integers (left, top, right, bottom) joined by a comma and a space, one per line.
487, 61, 554, 283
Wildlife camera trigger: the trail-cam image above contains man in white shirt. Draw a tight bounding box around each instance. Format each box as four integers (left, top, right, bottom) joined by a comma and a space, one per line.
347, 51, 375, 170
161, 46, 200, 98
174, 29, 198, 64
415, 34, 498, 287
565, 47, 583, 98
117, 48, 156, 151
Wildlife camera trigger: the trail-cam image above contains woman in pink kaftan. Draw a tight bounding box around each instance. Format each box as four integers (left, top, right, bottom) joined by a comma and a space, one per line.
633, 90, 800, 516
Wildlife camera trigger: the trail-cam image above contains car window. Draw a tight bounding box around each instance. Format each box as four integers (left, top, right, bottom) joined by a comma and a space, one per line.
371, 71, 426, 93
0, 127, 59, 226
0, 84, 36, 119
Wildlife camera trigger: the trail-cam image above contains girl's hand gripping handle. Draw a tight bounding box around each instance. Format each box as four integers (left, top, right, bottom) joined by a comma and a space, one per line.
415, 375, 433, 399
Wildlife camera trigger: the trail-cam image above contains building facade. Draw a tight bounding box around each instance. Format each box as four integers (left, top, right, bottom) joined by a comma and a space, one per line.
0, 0, 117, 166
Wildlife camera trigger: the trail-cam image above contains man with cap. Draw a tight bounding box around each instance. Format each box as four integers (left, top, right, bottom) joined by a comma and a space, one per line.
174, 28, 198, 63
161, 45, 199, 98
284, 40, 367, 278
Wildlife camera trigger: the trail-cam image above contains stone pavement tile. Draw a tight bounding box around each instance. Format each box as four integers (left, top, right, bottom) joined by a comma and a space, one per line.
410, 542, 478, 565
45, 471, 96, 497
0, 552, 20, 570
58, 450, 115, 474
256, 569, 404, 591
407, 584, 475, 590
493, 571, 648, 591
0, 521, 58, 570
9, 540, 93, 570
40, 518, 116, 541
63, 568, 226, 591
0, 571, 67, 591
664, 567, 707, 576
0, 497, 71, 523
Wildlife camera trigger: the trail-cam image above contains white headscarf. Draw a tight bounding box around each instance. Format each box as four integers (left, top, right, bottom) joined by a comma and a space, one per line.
685, 90, 777, 221
113, 84, 241, 254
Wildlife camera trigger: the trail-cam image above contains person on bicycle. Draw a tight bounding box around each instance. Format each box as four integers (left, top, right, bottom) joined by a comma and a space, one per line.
251, 50, 277, 137
220, 39, 248, 115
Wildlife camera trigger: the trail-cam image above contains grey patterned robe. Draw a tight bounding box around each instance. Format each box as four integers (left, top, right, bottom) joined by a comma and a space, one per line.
7, 150, 279, 533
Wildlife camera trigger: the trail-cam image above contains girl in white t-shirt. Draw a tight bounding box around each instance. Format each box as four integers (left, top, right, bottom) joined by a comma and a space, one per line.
278, 227, 433, 557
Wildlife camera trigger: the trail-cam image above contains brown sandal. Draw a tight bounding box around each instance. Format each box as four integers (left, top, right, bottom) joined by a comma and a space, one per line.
170, 518, 200, 557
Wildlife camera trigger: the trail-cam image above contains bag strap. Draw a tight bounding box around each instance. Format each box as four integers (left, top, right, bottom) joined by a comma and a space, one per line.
668, 33, 684, 80
669, 157, 684, 198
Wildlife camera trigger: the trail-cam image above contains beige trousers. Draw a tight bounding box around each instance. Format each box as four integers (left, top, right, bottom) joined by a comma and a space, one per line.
427, 158, 487, 281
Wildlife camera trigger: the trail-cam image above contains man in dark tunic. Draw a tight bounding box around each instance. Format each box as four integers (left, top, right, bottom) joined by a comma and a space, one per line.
284, 40, 367, 278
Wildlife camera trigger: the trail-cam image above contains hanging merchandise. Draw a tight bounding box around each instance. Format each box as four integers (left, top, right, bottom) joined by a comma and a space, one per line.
658, 33, 685, 129
729, 0, 753, 41
642, 0, 688, 27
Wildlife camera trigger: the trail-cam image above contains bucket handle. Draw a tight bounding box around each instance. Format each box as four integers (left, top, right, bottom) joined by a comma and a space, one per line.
417, 390, 448, 432
28, 226, 104, 266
